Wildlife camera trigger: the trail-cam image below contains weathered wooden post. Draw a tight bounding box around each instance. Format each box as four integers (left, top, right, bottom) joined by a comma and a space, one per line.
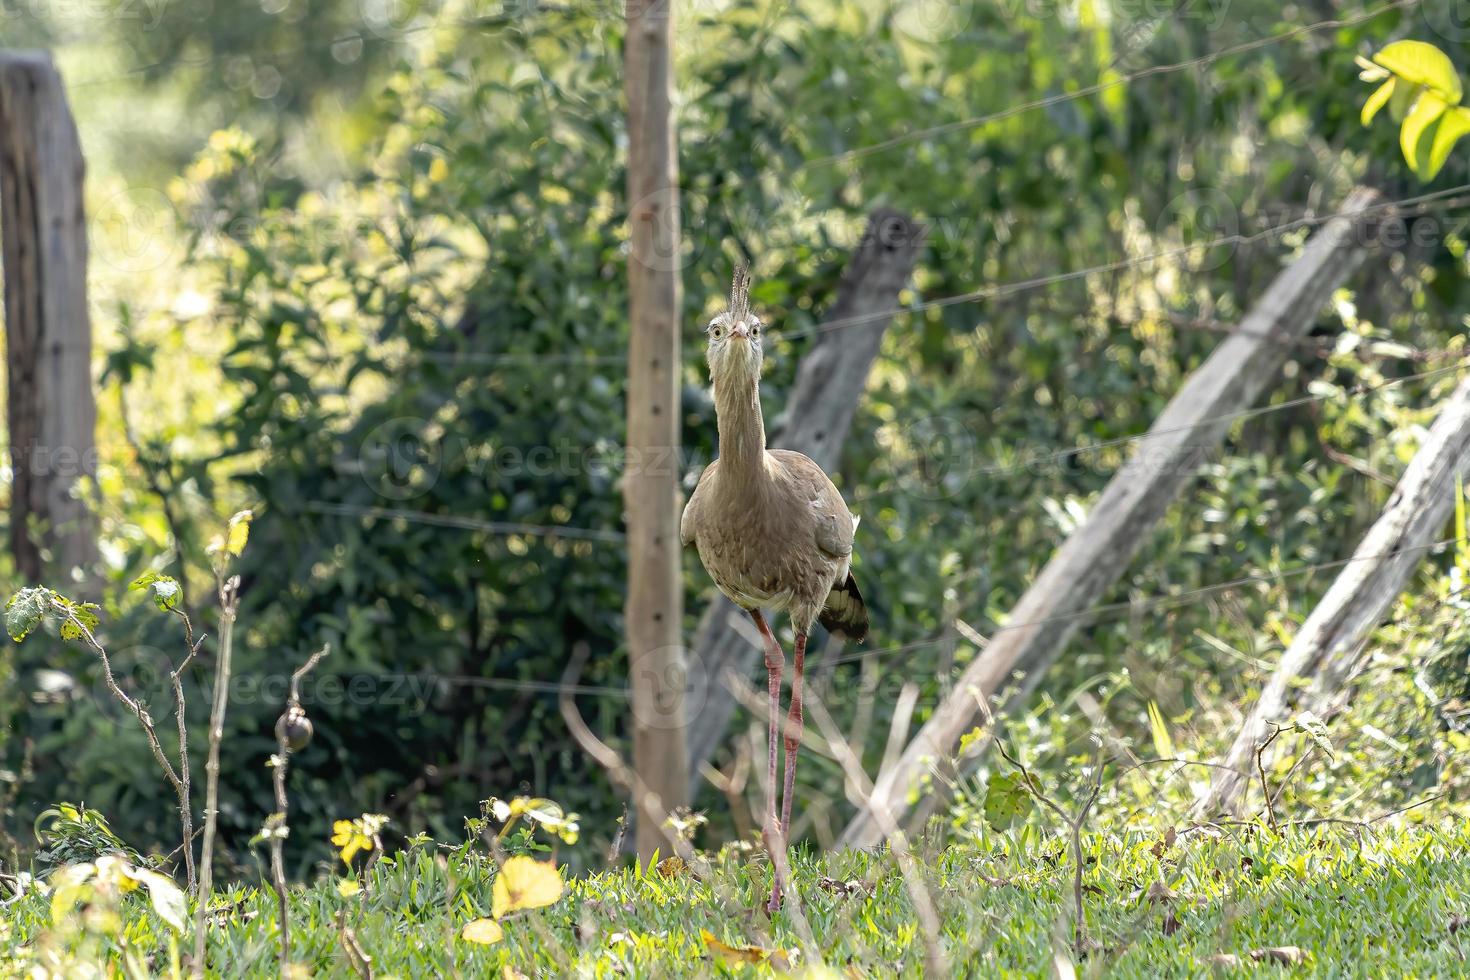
0, 52, 98, 583
623, 0, 689, 859
1196, 370, 1470, 816
842, 187, 1383, 847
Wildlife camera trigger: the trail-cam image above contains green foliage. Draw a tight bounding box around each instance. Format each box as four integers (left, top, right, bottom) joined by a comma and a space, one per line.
11, 0, 1470, 874
5, 589, 100, 644
32, 804, 139, 872
129, 572, 182, 613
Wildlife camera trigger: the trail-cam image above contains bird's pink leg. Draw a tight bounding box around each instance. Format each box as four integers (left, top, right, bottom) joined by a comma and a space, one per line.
779, 631, 807, 838
749, 610, 785, 911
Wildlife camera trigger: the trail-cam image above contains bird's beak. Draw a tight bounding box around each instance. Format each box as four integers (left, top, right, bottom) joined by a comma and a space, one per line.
731, 323, 749, 340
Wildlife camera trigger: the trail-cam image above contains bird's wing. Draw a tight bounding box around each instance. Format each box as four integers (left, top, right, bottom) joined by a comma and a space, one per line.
770, 449, 855, 561
680, 460, 719, 547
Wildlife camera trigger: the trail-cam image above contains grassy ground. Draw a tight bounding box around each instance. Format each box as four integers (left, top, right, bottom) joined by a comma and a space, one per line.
5, 819, 1470, 977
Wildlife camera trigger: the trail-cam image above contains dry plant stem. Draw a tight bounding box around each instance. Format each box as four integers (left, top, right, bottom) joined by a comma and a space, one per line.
337, 907, 373, 980
994, 738, 1104, 949
805, 693, 946, 976
193, 575, 240, 978
267, 645, 330, 975
58, 607, 196, 888
1255, 725, 1283, 832
168, 608, 204, 892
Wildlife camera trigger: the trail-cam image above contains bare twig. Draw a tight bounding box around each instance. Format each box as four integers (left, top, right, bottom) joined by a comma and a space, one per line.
805, 692, 948, 976
264, 645, 330, 975
1255, 724, 1284, 832
994, 737, 1106, 949
193, 574, 241, 977
168, 608, 205, 892
55, 603, 196, 890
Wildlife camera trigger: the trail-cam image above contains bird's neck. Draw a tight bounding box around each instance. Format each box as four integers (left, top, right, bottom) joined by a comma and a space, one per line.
713, 371, 768, 485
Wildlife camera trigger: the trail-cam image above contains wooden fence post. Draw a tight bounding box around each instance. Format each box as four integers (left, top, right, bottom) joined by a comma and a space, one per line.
840, 187, 1383, 848
0, 51, 97, 583
682, 208, 924, 793
624, 0, 688, 860
1195, 370, 1470, 816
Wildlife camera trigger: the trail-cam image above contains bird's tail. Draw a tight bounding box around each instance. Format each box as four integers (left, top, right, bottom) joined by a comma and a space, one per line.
818, 573, 869, 643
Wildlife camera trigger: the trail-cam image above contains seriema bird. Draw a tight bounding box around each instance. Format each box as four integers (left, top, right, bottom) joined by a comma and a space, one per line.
681, 265, 868, 911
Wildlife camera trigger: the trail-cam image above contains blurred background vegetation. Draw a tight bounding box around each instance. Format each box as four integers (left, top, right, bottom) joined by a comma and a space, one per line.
4, 0, 1470, 876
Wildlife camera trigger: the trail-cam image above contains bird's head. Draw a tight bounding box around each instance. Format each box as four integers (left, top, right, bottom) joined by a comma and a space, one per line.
705, 264, 763, 383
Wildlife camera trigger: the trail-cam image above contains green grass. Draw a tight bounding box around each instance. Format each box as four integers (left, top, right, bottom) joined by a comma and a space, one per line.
5, 821, 1470, 977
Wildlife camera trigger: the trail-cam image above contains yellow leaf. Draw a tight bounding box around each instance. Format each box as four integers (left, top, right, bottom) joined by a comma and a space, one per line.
1403, 91, 1451, 176
1374, 40, 1462, 104
501, 966, 529, 980
336, 879, 361, 898
461, 918, 504, 945
1362, 78, 1395, 126
1426, 106, 1470, 182
701, 929, 793, 970
428, 158, 449, 183
226, 510, 253, 557
1147, 701, 1175, 759
491, 857, 564, 918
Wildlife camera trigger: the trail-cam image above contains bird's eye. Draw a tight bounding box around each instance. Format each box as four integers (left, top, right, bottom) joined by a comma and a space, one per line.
750, 323, 760, 339
710, 324, 725, 339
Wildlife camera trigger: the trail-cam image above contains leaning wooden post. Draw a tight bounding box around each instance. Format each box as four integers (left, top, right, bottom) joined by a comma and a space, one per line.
1195, 371, 1470, 816
682, 208, 924, 792
841, 187, 1382, 848
623, 0, 689, 859
0, 52, 98, 583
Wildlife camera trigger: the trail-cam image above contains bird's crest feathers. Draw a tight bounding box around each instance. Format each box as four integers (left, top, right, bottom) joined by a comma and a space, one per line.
729, 264, 753, 323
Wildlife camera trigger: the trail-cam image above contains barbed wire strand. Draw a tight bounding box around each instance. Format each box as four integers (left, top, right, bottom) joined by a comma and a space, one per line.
824, 534, 1463, 670
396, 189, 1470, 370
293, 352, 1470, 542
357, 532, 1464, 701
781, 185, 1470, 342
797, 0, 1420, 172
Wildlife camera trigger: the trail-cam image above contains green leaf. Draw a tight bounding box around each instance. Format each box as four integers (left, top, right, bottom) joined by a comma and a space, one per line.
1374, 40, 1462, 104
129, 572, 181, 611
1402, 91, 1450, 177
1294, 711, 1334, 760
5, 588, 49, 642
1362, 78, 1395, 126
1426, 106, 1470, 182
982, 771, 1033, 831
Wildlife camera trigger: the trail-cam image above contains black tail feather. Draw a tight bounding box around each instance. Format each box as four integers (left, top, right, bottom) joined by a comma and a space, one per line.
818, 573, 869, 643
